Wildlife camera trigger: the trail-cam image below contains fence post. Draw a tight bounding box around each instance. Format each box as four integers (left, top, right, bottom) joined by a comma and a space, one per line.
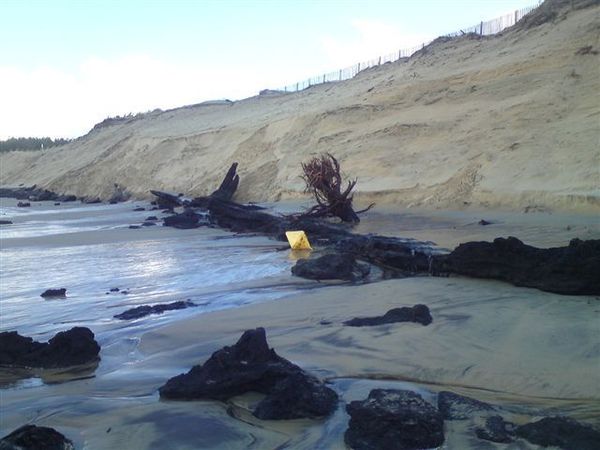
378, 56, 381, 65
480, 21, 483, 35
339, 69, 342, 81
296, 82, 299, 92
514, 10, 518, 23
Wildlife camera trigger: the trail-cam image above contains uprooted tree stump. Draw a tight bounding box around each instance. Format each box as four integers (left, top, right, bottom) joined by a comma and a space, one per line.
295, 153, 373, 223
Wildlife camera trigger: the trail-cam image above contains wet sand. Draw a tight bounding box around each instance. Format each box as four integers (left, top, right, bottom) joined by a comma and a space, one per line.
1, 200, 599, 448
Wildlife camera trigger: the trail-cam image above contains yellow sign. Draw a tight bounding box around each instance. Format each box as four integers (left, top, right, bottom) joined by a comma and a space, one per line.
285, 230, 312, 250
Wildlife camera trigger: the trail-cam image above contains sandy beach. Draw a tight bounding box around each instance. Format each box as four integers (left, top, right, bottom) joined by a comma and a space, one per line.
1, 1, 599, 448
1, 199, 599, 448
1, 2, 598, 215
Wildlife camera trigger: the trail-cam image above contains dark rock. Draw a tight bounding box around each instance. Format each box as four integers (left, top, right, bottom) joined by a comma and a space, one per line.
439, 237, 600, 295
55, 194, 77, 202
84, 198, 102, 204
0, 424, 74, 450
27, 189, 56, 202
54, 202, 61, 206
128, 225, 141, 229
478, 219, 492, 226
141, 221, 156, 227
336, 235, 437, 275
437, 391, 494, 420
114, 300, 196, 320
344, 304, 432, 327
515, 416, 600, 450
159, 328, 302, 401
0, 220, 12, 225
40, 288, 67, 298
253, 372, 338, 420
145, 216, 158, 221
133, 207, 145, 211
319, 320, 332, 325
291, 253, 370, 281
17, 202, 30, 207
163, 209, 203, 229
150, 190, 184, 210
0, 327, 100, 369
345, 389, 444, 450
475, 415, 515, 443
159, 328, 337, 420
110, 287, 120, 292
121, 290, 129, 295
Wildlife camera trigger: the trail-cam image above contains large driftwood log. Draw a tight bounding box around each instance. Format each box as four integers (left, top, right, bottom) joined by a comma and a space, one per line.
152, 164, 600, 296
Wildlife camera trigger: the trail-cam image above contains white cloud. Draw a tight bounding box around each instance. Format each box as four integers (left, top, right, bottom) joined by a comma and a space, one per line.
0, 54, 302, 139
321, 19, 432, 69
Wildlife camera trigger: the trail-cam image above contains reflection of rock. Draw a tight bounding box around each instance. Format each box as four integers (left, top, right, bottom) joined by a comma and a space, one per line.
0, 220, 12, 225
344, 305, 432, 327
0, 424, 74, 450
515, 416, 600, 450
17, 201, 30, 207
345, 389, 444, 450
437, 391, 494, 420
291, 253, 370, 281
40, 288, 66, 298
475, 415, 515, 443
114, 300, 196, 320
0, 327, 100, 369
159, 328, 338, 420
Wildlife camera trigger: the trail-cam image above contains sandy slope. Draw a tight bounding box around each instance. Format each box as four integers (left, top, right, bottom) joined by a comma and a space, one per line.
1, 0, 598, 213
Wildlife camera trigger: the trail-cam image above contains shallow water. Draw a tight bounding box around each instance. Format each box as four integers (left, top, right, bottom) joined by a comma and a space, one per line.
1, 199, 598, 449
0, 199, 305, 358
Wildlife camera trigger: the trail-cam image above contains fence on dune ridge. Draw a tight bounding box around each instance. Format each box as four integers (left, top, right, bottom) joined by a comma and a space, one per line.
273, 2, 541, 93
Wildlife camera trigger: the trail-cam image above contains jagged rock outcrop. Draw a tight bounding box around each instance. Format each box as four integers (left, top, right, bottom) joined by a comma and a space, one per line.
159, 328, 338, 420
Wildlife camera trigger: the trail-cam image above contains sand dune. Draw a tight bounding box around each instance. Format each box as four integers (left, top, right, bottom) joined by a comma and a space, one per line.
1, 0, 598, 213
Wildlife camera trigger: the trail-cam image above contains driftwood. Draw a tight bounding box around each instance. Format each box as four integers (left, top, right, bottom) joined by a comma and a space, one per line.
152, 163, 600, 296
295, 153, 373, 223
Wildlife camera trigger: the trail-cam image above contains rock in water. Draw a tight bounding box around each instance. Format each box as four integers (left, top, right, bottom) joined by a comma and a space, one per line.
440, 237, 600, 295
291, 253, 370, 281
344, 304, 432, 327
0, 424, 74, 450
0, 327, 100, 368
515, 416, 600, 450
40, 288, 67, 298
253, 372, 338, 420
437, 391, 494, 420
345, 389, 444, 450
114, 300, 196, 320
163, 209, 202, 229
159, 328, 338, 420
475, 415, 515, 443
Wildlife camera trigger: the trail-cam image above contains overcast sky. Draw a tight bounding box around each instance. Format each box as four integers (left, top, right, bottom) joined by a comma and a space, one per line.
1, 0, 537, 139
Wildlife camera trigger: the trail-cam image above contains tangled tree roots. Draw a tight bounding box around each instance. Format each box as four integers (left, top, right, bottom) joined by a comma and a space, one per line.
298, 153, 373, 223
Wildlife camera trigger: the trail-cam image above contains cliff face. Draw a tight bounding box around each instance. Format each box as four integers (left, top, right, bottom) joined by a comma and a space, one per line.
1, 0, 598, 213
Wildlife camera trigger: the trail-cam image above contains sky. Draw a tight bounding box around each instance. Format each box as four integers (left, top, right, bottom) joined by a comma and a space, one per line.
0, 0, 538, 139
